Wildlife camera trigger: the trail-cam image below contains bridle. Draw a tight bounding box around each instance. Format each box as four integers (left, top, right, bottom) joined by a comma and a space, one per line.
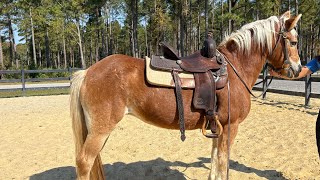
267, 19, 296, 77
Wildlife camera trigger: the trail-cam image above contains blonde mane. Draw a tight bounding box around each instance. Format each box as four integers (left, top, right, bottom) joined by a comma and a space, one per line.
220, 16, 280, 54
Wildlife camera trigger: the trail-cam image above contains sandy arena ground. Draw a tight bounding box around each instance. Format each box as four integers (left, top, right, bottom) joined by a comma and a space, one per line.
0, 92, 319, 180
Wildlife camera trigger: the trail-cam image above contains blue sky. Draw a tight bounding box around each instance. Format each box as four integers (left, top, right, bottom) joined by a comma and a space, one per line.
1, 23, 25, 44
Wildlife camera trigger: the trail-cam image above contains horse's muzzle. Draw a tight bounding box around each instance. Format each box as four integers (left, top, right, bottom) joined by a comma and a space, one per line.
285, 63, 302, 78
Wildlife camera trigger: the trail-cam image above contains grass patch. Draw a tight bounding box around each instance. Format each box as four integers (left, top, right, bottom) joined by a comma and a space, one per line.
0, 88, 70, 98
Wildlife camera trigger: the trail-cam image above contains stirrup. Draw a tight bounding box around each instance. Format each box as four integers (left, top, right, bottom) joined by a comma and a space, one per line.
201, 114, 223, 138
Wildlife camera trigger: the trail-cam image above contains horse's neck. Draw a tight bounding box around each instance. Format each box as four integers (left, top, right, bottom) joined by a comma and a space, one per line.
221, 47, 266, 88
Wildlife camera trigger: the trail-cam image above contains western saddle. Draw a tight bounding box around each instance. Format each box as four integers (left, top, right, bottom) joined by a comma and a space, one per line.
150, 37, 228, 141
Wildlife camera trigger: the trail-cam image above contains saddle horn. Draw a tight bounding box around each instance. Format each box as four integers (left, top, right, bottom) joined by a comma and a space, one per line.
201, 36, 216, 58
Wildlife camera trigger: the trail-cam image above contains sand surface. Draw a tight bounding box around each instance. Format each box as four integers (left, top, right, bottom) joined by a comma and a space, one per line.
0, 93, 319, 180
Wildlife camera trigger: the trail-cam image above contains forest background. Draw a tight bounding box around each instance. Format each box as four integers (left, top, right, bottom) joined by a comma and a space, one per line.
0, 0, 319, 72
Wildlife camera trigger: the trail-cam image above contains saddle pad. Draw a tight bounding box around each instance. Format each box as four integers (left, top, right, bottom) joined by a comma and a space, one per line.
145, 56, 195, 88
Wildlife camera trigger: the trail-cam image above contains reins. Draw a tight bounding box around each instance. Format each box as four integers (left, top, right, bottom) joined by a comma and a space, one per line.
226, 81, 231, 180
218, 50, 273, 99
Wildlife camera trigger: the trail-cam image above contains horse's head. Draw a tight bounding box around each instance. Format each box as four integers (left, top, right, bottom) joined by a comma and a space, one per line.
268, 11, 302, 78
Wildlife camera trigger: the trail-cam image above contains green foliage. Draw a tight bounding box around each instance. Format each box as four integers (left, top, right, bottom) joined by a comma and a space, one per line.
0, 0, 318, 70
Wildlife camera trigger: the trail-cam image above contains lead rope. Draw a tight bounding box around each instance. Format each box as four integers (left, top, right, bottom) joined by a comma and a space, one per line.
226, 81, 231, 180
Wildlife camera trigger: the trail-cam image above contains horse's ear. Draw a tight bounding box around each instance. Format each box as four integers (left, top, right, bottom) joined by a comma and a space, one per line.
280, 11, 291, 20
225, 40, 238, 52
285, 14, 302, 31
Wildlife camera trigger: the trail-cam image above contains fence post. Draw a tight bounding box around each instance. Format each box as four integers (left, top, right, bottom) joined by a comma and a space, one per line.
305, 58, 311, 107
21, 69, 26, 96
68, 67, 72, 86
262, 63, 268, 99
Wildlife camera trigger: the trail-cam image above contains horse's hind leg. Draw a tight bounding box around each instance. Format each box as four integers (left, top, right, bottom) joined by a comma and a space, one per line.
76, 133, 109, 180
76, 103, 126, 180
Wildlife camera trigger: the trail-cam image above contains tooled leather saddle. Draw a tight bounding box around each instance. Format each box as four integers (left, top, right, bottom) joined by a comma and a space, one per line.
150, 37, 228, 141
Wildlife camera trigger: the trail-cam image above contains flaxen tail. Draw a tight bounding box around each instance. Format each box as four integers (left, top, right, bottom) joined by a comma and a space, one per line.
70, 70, 105, 180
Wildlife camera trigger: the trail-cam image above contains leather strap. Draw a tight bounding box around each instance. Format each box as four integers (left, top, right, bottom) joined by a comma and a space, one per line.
172, 70, 186, 141
218, 51, 273, 99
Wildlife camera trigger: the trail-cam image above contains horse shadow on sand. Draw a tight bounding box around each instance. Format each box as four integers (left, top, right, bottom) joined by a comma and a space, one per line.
29, 157, 287, 180
252, 98, 319, 116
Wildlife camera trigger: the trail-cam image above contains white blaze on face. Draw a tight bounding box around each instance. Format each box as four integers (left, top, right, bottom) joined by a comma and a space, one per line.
288, 28, 301, 72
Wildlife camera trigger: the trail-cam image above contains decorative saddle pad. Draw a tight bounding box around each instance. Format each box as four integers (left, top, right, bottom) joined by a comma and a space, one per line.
145, 56, 195, 88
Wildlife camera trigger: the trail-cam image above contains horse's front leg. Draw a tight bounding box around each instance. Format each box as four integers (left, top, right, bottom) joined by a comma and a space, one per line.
209, 121, 239, 180
209, 138, 219, 180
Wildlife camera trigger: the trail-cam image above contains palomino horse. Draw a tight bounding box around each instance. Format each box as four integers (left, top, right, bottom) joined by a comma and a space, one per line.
70, 11, 302, 180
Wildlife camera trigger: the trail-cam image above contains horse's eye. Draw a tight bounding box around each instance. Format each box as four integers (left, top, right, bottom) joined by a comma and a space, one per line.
290, 41, 297, 46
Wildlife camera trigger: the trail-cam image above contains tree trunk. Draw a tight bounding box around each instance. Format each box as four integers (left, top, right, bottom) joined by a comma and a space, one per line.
205, 0, 209, 37
90, 39, 93, 66
229, 0, 238, 33
188, 0, 192, 54
0, 34, 4, 69
30, 8, 37, 67
26, 33, 29, 66
197, 1, 201, 50
220, 0, 224, 41
45, 27, 51, 68
70, 47, 74, 67
57, 51, 60, 69
144, 17, 148, 57
38, 43, 42, 67
53, 52, 57, 68
295, 0, 302, 56
211, 0, 215, 34
109, 11, 113, 55
105, 18, 109, 56
228, 0, 232, 34
131, 0, 138, 57
8, 14, 17, 68
256, 0, 260, 20
311, 24, 315, 58
179, 0, 186, 57
76, 20, 86, 68
95, 40, 99, 63
63, 28, 67, 69
97, 7, 106, 57
0, 35, 4, 69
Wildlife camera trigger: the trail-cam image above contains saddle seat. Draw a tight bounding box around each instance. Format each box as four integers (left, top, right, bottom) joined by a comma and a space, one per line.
149, 38, 228, 140
154, 42, 222, 72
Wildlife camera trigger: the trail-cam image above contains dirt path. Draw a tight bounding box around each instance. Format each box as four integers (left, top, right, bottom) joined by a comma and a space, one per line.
0, 93, 319, 180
